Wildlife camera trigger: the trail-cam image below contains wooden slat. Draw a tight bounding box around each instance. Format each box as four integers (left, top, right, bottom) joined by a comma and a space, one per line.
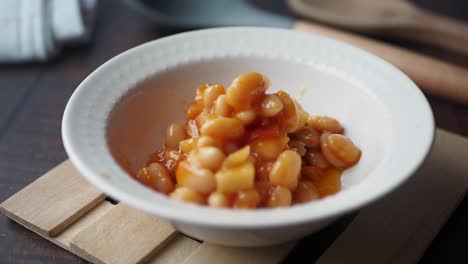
71, 203, 177, 264
1, 200, 113, 262
55, 202, 115, 259
41, 201, 114, 262
0, 160, 105, 237
149, 235, 201, 264
183, 242, 297, 264
317, 130, 468, 264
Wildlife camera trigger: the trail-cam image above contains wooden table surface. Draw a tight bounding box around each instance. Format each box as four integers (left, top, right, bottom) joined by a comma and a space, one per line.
1, 0, 468, 263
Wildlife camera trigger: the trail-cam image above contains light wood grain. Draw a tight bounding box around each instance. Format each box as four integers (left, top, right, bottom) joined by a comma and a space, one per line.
288, 0, 468, 55
1, 200, 114, 263
149, 235, 201, 264
55, 202, 114, 255
408, 9, 468, 57
70, 203, 177, 264
317, 129, 468, 264
0, 160, 105, 237
183, 241, 297, 264
45, 201, 114, 262
294, 21, 468, 106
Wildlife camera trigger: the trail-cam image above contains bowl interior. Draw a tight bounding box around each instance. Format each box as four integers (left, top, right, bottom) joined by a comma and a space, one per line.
107, 56, 389, 190
63, 28, 434, 227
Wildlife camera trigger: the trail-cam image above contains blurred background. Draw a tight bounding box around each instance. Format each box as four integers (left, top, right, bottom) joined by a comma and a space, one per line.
1, 0, 468, 263
1, 0, 468, 63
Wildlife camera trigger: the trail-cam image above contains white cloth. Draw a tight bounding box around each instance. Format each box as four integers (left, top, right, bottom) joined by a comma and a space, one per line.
0, 0, 96, 63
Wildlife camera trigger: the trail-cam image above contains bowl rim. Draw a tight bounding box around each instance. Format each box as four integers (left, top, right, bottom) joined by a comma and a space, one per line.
62, 27, 435, 228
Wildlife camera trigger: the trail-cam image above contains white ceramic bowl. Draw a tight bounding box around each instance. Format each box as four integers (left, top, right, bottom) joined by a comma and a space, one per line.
62, 27, 434, 247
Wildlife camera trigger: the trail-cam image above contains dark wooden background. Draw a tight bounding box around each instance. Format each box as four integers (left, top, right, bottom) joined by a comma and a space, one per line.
1, 0, 468, 263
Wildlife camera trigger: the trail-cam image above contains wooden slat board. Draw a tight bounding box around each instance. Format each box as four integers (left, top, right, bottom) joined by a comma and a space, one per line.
70, 203, 178, 264
149, 235, 201, 264
1, 129, 468, 264
0, 160, 105, 237
45, 201, 115, 263
54, 202, 114, 250
183, 242, 297, 264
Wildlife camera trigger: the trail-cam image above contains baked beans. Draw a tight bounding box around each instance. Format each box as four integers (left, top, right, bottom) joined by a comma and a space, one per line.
134, 72, 361, 209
